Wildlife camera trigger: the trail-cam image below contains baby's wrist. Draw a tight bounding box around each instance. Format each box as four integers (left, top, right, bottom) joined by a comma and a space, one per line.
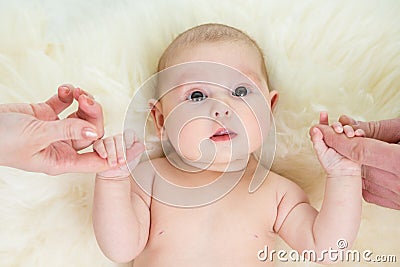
327, 175, 360, 180
326, 170, 361, 179
326, 166, 361, 179
96, 174, 131, 181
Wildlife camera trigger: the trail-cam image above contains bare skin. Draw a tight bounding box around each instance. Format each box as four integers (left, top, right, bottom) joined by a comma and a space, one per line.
314, 116, 400, 209
0, 84, 108, 175
92, 41, 362, 266
93, 134, 361, 266
133, 156, 285, 267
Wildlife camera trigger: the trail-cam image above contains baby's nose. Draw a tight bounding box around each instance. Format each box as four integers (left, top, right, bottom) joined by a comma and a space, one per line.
211, 106, 231, 118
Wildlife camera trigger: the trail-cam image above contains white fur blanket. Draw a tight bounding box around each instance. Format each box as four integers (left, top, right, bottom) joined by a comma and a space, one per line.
0, 0, 399, 266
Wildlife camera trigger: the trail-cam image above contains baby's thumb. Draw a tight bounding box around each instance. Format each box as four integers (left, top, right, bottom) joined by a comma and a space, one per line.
44, 118, 98, 144
126, 142, 145, 161
123, 129, 145, 158
309, 126, 328, 156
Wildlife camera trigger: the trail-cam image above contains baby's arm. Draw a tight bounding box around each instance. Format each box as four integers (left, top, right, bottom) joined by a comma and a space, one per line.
92, 130, 150, 263
275, 113, 362, 263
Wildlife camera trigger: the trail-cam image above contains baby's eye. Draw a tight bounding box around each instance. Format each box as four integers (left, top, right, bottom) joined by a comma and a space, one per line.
187, 90, 207, 102
232, 86, 249, 97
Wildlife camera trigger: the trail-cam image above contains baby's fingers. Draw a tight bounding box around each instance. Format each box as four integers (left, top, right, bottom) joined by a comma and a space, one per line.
310, 127, 328, 156
331, 122, 343, 133
343, 125, 355, 137
123, 129, 145, 168
123, 129, 138, 149
126, 142, 145, 161
114, 134, 125, 165
354, 128, 366, 137
331, 122, 365, 138
93, 140, 107, 159
104, 136, 118, 167
319, 111, 329, 125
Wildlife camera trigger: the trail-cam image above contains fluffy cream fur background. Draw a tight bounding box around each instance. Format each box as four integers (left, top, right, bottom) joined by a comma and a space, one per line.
0, 0, 399, 266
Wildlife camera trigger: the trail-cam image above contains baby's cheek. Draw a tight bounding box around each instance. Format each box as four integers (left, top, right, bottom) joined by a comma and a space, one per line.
177, 121, 205, 161
242, 111, 268, 153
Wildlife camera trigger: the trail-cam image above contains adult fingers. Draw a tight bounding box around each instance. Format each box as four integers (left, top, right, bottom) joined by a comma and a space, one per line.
339, 115, 400, 143
69, 94, 104, 139
315, 124, 400, 174
52, 152, 110, 174
73, 87, 95, 101
37, 118, 98, 149
0, 103, 36, 114
44, 84, 75, 115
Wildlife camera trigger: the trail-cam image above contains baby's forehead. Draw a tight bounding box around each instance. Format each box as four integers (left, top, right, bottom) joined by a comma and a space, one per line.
156, 61, 264, 97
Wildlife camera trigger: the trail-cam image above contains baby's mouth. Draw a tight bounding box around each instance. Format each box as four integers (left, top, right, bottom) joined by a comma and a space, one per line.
210, 128, 237, 142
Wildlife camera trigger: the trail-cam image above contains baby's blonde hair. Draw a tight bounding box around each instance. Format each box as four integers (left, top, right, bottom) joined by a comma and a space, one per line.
158, 23, 269, 86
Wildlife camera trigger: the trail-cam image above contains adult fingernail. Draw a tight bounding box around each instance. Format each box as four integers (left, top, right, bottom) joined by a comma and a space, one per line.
85, 95, 94, 105
83, 128, 98, 138
60, 86, 71, 94
355, 129, 363, 136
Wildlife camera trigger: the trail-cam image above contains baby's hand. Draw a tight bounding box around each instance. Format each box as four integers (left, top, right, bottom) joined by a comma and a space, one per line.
310, 112, 361, 178
93, 130, 145, 179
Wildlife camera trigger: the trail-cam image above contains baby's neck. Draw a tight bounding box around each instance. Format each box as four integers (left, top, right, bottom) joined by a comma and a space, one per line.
166, 151, 250, 173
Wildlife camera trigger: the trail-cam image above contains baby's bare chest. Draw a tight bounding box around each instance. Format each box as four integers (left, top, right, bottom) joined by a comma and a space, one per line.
135, 181, 278, 266
150, 204, 271, 246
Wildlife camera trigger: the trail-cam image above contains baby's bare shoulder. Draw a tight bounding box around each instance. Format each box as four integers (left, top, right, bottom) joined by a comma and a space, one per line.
258, 170, 297, 189
259, 171, 311, 233
131, 157, 170, 191
133, 157, 167, 175
257, 170, 308, 200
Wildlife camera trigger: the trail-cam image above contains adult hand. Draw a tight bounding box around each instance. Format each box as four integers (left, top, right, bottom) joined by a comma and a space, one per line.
313, 115, 400, 209
0, 84, 109, 175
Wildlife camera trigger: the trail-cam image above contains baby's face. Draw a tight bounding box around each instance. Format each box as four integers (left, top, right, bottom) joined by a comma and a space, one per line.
153, 41, 278, 167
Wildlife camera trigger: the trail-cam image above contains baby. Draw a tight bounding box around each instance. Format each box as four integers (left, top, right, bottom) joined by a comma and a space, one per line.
92, 24, 362, 266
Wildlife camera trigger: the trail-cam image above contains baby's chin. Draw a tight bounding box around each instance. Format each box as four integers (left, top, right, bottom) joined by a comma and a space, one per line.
183, 151, 251, 164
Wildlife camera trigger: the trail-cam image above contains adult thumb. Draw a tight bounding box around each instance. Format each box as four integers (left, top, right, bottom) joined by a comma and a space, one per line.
41, 118, 98, 145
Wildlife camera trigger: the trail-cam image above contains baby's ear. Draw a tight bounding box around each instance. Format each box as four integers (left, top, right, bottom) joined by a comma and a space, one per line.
269, 90, 279, 112
148, 98, 164, 138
